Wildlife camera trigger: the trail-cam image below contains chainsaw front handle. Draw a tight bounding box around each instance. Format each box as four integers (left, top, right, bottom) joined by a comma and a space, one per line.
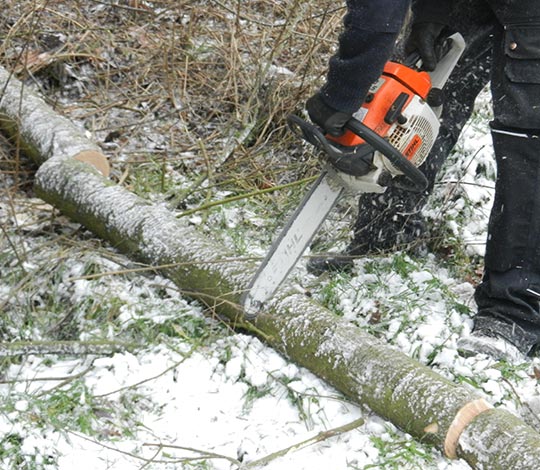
288, 114, 428, 193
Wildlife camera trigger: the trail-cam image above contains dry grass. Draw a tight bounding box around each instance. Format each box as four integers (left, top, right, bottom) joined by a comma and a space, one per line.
1, 0, 346, 201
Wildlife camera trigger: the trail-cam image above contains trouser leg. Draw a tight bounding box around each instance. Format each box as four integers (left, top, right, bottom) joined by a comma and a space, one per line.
473, 1, 540, 353
350, 22, 493, 254
475, 130, 540, 346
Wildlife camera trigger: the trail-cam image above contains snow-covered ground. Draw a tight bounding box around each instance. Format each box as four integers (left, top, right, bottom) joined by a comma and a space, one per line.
2, 86, 540, 469
1, 1, 540, 468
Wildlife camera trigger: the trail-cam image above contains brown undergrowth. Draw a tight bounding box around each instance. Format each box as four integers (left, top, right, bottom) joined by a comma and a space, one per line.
1, 0, 344, 202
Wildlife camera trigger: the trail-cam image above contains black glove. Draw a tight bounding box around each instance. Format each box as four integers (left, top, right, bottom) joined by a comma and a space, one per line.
406, 22, 446, 72
306, 93, 351, 137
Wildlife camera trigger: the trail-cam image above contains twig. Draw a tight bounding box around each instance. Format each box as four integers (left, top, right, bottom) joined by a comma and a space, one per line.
177, 175, 318, 218
34, 364, 95, 398
88, 0, 156, 14
94, 347, 195, 398
0, 340, 140, 357
68, 431, 166, 465
243, 417, 365, 468
142, 443, 242, 467
502, 376, 540, 432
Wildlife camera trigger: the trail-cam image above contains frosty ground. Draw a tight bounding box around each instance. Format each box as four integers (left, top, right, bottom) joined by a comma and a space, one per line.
1, 1, 540, 469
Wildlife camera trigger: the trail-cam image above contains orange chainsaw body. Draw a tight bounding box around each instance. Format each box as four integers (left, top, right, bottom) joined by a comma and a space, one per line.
329, 62, 433, 162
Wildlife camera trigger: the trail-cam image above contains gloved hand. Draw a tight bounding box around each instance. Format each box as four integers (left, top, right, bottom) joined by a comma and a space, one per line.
306, 93, 352, 137
406, 22, 446, 72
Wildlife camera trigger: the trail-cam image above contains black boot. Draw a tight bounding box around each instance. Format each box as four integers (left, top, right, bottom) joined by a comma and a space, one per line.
458, 270, 540, 361
458, 314, 539, 362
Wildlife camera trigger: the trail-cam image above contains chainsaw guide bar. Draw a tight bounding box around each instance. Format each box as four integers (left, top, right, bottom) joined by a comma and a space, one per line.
242, 169, 344, 318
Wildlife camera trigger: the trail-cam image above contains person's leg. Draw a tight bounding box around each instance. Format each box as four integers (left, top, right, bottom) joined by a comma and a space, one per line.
462, 128, 540, 359
352, 19, 495, 250
462, 0, 540, 358
308, 14, 494, 273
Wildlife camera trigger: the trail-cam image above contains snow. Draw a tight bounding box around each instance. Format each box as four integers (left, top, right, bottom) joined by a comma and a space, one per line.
6, 142, 540, 469
1, 333, 388, 469
2, 35, 540, 470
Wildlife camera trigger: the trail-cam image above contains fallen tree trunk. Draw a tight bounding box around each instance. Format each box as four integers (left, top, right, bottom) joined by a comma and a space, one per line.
34, 157, 540, 469
2, 65, 540, 468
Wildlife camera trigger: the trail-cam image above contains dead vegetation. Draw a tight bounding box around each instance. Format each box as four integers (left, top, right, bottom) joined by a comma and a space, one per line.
0, 0, 354, 375
0, 0, 357, 336
1, 0, 345, 201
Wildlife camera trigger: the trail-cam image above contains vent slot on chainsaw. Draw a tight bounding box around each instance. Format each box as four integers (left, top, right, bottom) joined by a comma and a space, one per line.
388, 113, 437, 168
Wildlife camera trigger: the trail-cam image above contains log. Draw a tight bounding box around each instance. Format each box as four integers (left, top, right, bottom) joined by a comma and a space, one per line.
2, 64, 540, 468
33, 157, 540, 469
459, 409, 540, 469
0, 66, 109, 176
0, 340, 139, 357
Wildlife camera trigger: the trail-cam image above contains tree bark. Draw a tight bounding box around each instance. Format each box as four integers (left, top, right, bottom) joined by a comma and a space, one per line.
2, 64, 540, 469
33, 157, 540, 469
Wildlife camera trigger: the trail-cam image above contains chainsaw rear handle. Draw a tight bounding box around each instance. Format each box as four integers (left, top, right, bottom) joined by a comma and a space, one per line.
288, 114, 428, 193
345, 117, 428, 192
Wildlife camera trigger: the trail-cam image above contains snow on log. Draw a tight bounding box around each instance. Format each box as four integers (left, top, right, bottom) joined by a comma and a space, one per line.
33, 157, 540, 469
0, 66, 109, 176
2, 64, 539, 468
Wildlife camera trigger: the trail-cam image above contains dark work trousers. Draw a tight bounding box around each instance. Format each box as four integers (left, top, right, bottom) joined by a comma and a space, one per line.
474, 0, 540, 340
351, 0, 540, 341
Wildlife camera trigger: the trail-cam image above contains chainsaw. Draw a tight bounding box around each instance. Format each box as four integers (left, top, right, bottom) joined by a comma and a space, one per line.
242, 33, 466, 318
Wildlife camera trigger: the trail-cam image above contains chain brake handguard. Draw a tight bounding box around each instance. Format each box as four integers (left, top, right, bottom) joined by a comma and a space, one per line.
288, 114, 428, 193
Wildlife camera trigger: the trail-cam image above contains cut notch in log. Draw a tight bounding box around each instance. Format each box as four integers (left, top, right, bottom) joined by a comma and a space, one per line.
444, 398, 493, 459
73, 150, 110, 177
